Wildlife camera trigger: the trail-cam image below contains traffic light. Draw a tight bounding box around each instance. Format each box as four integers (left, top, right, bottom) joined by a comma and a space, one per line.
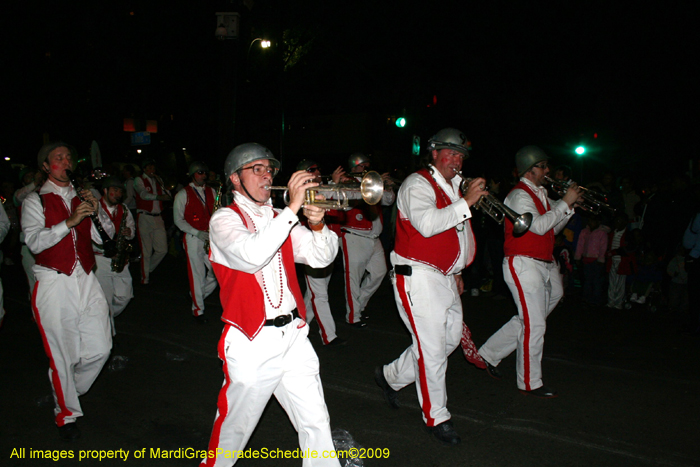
395, 117, 406, 128
575, 146, 586, 156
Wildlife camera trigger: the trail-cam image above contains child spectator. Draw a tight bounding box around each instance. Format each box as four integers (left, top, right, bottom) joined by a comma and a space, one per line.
606, 213, 634, 309
575, 216, 608, 306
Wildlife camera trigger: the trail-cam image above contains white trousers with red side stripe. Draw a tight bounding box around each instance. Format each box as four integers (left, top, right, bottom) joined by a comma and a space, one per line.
201, 320, 340, 467
383, 268, 463, 427
137, 213, 167, 284
340, 233, 387, 324
479, 256, 562, 391
32, 265, 112, 426
183, 233, 218, 316
304, 263, 337, 345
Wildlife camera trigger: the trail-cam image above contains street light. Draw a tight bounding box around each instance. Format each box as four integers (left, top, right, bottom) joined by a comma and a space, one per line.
248, 38, 271, 59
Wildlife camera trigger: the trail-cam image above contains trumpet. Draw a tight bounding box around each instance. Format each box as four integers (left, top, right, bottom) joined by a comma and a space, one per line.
545, 176, 615, 215
453, 169, 532, 235
265, 171, 384, 211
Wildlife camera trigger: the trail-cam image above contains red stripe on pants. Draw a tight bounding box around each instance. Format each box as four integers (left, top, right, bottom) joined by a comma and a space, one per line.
306, 275, 329, 344
396, 274, 435, 426
183, 233, 201, 316
202, 326, 233, 466
508, 257, 532, 391
341, 234, 357, 323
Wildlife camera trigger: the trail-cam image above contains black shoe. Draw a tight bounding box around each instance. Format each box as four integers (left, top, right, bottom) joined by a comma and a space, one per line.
519, 385, 558, 398
194, 315, 208, 325
484, 360, 502, 380
326, 337, 346, 346
425, 420, 461, 445
374, 366, 400, 409
347, 321, 367, 328
58, 422, 81, 440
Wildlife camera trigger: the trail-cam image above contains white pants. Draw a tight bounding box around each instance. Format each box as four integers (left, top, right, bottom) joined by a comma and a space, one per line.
340, 233, 387, 324
202, 321, 340, 467
383, 268, 462, 427
183, 233, 218, 316
137, 213, 167, 284
32, 266, 112, 426
607, 257, 625, 308
21, 244, 36, 296
304, 263, 337, 344
94, 254, 133, 335
479, 256, 562, 391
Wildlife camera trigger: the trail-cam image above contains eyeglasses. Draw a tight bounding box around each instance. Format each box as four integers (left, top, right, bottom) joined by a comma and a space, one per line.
239, 164, 279, 177
532, 163, 549, 170
306, 166, 320, 173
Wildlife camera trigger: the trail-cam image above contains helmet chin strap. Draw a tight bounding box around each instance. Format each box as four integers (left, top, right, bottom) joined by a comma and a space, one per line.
238, 175, 264, 204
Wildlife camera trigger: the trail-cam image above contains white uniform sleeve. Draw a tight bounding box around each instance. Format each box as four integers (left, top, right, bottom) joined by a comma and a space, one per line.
124, 179, 135, 207
397, 177, 472, 238
0, 203, 10, 244
134, 177, 159, 201
125, 208, 136, 240
173, 190, 201, 236
14, 183, 37, 205
505, 189, 572, 236
21, 192, 72, 254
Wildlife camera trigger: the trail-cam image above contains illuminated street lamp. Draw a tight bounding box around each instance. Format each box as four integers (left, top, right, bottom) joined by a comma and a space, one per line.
575, 145, 586, 156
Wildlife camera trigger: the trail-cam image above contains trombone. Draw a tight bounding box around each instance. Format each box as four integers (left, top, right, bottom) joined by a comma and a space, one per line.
265, 170, 384, 211
453, 169, 533, 235
545, 176, 615, 215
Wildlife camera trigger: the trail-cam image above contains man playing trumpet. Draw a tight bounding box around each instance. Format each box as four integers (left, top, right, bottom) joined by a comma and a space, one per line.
375, 128, 487, 445
478, 146, 582, 398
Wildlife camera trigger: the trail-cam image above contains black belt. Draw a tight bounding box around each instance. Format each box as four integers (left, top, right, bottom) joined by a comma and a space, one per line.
394, 264, 412, 276
264, 308, 299, 327
140, 211, 161, 217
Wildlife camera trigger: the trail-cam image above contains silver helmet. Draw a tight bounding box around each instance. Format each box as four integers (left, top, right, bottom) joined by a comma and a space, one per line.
515, 145, 549, 176
347, 152, 370, 171
224, 143, 280, 178
427, 128, 469, 156
188, 161, 209, 178
296, 159, 318, 172
101, 176, 126, 191
37, 142, 70, 168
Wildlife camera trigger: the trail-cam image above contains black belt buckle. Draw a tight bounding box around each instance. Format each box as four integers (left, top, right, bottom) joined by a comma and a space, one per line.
267, 308, 299, 327
394, 264, 412, 276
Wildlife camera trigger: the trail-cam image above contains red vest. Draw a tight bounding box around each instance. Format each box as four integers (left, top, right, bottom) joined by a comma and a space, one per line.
100, 199, 125, 239
34, 193, 96, 275
503, 181, 554, 261
394, 169, 474, 275
135, 175, 163, 212
183, 185, 215, 231
343, 204, 383, 231
211, 203, 307, 341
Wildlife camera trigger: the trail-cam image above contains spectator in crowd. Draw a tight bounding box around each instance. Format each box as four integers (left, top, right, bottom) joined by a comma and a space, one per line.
606, 213, 634, 310
574, 216, 608, 306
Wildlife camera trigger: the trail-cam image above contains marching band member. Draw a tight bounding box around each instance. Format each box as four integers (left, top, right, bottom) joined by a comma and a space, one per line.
173, 161, 218, 324
22, 142, 112, 440
93, 176, 135, 334
376, 128, 487, 445
339, 153, 395, 327
478, 146, 581, 398
134, 158, 171, 285
0, 201, 9, 327
201, 143, 341, 467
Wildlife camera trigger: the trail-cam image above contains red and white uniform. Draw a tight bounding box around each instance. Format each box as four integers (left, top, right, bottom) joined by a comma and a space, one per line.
0, 202, 10, 326
303, 211, 344, 344
382, 166, 475, 427
93, 200, 135, 331
479, 177, 573, 391
21, 180, 112, 427
201, 192, 340, 467
174, 183, 218, 317
340, 181, 395, 324
134, 173, 167, 284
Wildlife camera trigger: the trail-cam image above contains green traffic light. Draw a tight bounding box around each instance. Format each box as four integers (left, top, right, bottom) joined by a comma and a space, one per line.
575, 146, 586, 155
395, 117, 406, 128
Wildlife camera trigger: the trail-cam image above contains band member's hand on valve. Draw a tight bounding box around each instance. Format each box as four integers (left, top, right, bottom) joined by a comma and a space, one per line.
562, 183, 583, 208
462, 177, 488, 207
286, 170, 319, 215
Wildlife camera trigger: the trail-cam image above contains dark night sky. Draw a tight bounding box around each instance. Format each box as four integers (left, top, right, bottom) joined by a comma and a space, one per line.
2, 1, 696, 182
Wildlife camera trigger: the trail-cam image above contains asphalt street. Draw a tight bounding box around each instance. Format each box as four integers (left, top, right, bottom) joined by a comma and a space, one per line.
1, 251, 698, 467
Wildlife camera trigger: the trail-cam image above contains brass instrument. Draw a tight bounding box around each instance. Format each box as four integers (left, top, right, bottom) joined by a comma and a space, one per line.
111, 205, 133, 273
545, 176, 615, 215
453, 169, 533, 235
265, 171, 384, 211
66, 170, 118, 257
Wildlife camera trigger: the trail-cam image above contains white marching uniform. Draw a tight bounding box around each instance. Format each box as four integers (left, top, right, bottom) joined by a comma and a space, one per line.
340, 187, 395, 324
0, 202, 10, 325
134, 174, 168, 284
174, 183, 218, 317
22, 180, 112, 426
93, 201, 135, 331
478, 177, 572, 391
383, 166, 475, 427
303, 263, 337, 344
202, 192, 340, 467
15, 182, 41, 295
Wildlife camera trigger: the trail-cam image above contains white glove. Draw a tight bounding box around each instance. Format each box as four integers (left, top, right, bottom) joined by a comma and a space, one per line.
196, 231, 209, 242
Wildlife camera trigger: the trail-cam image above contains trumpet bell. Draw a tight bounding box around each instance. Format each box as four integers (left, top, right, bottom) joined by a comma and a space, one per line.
512, 212, 533, 236
359, 170, 384, 206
